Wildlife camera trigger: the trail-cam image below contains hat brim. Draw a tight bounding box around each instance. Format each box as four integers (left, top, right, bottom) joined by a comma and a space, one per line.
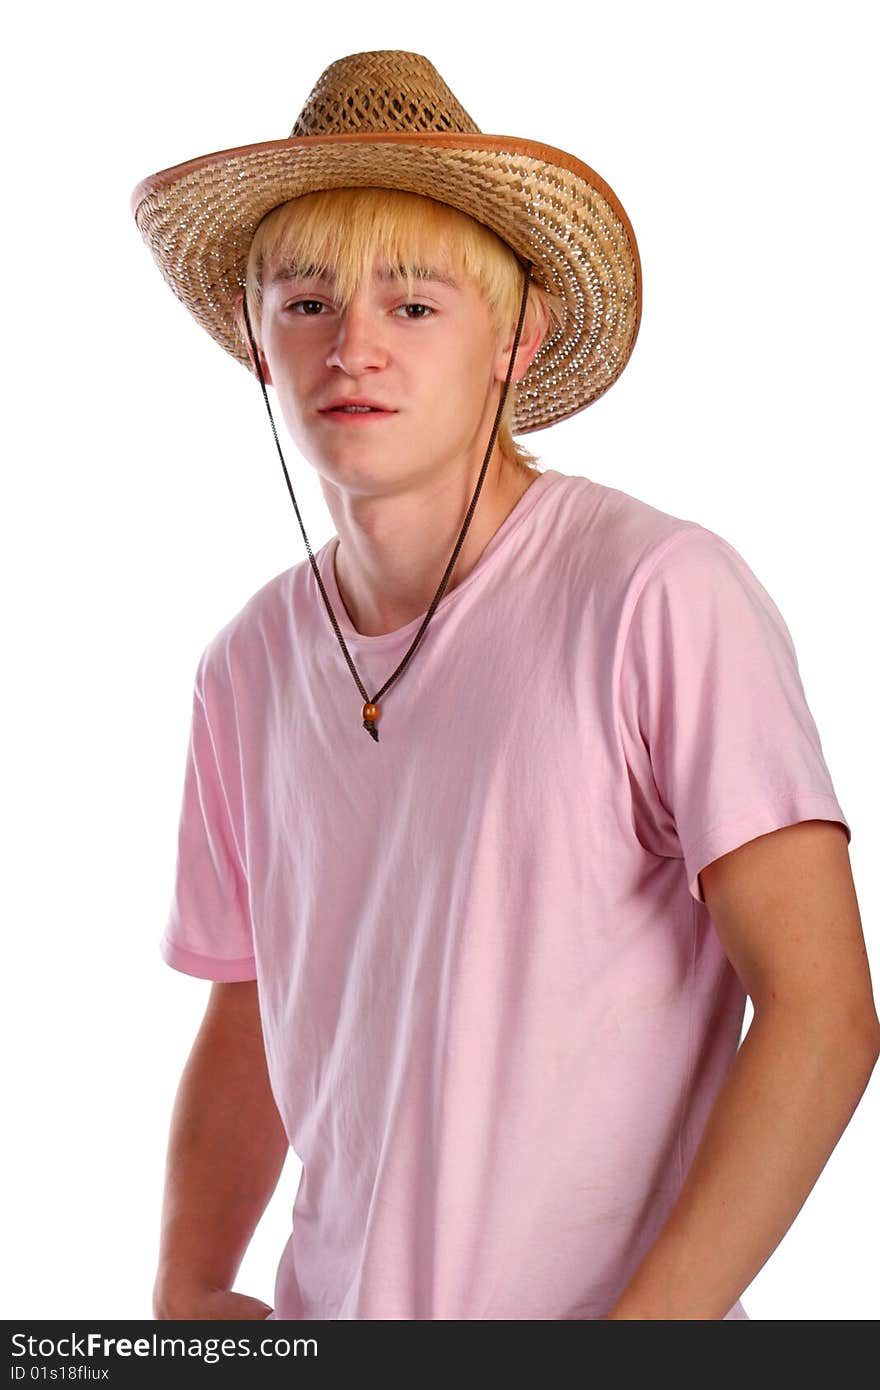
132, 131, 642, 434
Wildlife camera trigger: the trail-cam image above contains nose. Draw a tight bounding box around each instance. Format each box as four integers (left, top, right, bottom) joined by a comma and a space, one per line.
325, 295, 389, 376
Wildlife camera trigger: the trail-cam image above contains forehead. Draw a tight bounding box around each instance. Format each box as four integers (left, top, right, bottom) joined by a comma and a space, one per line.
266, 252, 462, 291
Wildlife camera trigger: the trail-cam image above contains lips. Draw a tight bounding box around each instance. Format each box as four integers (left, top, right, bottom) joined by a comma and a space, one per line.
319, 399, 394, 413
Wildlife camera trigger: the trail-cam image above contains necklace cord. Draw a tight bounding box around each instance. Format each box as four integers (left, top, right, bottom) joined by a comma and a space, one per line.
240, 258, 534, 739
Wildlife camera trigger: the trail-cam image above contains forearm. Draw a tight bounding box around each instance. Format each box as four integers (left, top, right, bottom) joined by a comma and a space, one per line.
606, 1005, 879, 1319
153, 1003, 290, 1316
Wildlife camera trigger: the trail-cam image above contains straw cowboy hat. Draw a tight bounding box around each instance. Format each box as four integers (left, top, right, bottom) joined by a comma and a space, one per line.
131, 49, 642, 434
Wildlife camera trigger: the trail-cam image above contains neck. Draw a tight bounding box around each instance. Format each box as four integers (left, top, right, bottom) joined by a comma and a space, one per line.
322, 451, 538, 637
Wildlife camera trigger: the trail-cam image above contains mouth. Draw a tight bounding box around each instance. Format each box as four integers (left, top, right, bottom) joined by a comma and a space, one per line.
318, 405, 397, 423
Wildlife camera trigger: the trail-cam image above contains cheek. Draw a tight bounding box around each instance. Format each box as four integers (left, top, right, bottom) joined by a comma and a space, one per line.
424, 338, 495, 395
263, 343, 313, 405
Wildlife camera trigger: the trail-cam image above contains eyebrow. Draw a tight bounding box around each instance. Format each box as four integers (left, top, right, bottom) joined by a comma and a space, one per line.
268, 261, 460, 290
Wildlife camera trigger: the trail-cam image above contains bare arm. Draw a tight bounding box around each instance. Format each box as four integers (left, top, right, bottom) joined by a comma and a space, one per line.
606, 821, 880, 1318
152, 979, 290, 1319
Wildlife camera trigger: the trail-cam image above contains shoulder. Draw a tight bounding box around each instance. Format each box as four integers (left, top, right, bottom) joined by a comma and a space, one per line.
551, 470, 713, 597
546, 472, 778, 654
195, 548, 324, 702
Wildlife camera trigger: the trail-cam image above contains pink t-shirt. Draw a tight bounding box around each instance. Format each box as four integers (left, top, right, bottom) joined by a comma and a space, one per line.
161, 467, 850, 1320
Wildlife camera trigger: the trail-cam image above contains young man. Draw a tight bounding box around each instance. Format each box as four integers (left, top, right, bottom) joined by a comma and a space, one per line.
133, 51, 879, 1321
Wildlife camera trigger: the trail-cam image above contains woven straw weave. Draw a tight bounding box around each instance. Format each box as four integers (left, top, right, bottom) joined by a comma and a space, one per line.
132, 51, 642, 433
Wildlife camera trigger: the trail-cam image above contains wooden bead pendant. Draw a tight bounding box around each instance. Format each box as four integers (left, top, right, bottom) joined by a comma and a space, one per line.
362, 701, 381, 743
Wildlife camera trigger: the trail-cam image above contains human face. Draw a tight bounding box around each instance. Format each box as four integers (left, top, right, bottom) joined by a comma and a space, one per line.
256, 252, 509, 498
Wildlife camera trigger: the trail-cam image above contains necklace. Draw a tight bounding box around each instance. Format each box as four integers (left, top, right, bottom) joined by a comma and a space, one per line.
241, 259, 533, 743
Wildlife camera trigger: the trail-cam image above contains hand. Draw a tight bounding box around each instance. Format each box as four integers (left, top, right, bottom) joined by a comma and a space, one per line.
154, 1284, 274, 1320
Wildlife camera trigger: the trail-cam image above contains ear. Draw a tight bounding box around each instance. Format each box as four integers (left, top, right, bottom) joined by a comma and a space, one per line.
233, 290, 274, 386
493, 294, 551, 386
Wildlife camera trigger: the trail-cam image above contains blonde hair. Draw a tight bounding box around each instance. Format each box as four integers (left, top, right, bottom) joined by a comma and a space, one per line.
242, 187, 566, 473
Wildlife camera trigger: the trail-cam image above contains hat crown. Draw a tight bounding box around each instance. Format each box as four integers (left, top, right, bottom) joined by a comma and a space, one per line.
289, 50, 482, 138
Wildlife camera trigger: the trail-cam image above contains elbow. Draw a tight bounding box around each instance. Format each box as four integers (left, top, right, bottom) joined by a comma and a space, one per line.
833, 1009, 880, 1077
858, 1016, 880, 1064
841, 995, 880, 1061
755, 994, 880, 1065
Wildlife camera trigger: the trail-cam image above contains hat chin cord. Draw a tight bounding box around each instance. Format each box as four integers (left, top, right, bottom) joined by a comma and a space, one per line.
240, 258, 533, 744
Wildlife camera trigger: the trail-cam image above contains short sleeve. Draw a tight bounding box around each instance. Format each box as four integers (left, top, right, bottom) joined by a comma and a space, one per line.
160, 647, 257, 980
617, 526, 851, 905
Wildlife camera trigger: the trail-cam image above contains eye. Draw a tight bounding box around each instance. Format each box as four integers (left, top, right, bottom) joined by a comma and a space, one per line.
394, 303, 434, 319
285, 299, 326, 315
281, 299, 435, 319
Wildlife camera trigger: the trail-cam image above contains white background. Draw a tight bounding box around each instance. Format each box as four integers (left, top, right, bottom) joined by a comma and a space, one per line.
3, 0, 877, 1321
